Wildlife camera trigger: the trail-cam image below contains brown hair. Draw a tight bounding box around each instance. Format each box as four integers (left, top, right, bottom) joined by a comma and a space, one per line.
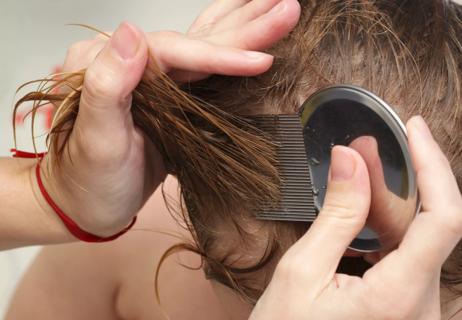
178, 0, 462, 302
14, 0, 462, 307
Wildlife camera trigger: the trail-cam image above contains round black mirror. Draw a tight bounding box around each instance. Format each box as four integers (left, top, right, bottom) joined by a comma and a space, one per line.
300, 85, 419, 252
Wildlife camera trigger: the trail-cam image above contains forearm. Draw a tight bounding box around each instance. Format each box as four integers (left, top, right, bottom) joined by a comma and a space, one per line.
0, 157, 73, 250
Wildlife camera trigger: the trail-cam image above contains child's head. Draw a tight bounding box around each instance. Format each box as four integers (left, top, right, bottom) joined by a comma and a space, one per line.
178, 0, 462, 303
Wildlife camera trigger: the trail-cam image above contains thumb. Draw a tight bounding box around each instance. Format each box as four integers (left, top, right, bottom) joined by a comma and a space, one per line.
294, 146, 371, 277
77, 22, 148, 136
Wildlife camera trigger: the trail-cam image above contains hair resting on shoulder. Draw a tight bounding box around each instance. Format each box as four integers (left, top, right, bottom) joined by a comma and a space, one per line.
14, 0, 462, 307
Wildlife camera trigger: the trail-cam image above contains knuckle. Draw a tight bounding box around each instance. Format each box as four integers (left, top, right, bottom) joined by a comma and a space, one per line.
273, 252, 310, 282
151, 30, 180, 47
73, 125, 129, 165
66, 40, 91, 58
188, 22, 214, 38
148, 31, 183, 70
320, 196, 366, 228
65, 40, 102, 72
273, 259, 297, 281
83, 67, 118, 102
444, 204, 462, 236
93, 32, 110, 41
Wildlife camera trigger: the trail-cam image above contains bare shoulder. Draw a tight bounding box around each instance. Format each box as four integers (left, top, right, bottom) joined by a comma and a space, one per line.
7, 177, 228, 320
112, 178, 229, 319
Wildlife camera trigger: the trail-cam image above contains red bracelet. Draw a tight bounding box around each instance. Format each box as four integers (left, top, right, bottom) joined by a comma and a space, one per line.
11, 149, 137, 242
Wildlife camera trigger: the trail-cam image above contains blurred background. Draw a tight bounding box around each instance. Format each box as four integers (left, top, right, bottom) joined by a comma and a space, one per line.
0, 0, 209, 317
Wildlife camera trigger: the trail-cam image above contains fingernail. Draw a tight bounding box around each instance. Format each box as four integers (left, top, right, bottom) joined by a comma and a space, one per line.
243, 51, 270, 60
330, 147, 356, 181
411, 115, 433, 140
268, 0, 287, 15
111, 22, 141, 60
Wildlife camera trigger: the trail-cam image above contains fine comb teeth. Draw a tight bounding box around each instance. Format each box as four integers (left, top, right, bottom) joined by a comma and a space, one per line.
251, 115, 317, 222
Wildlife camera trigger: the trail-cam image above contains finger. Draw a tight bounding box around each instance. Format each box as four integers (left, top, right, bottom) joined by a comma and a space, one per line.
147, 31, 273, 81
58, 39, 106, 107
62, 39, 106, 73
76, 22, 148, 137
395, 116, 462, 278
349, 136, 412, 249
408, 116, 461, 214
210, 0, 282, 33
93, 31, 112, 41
206, 0, 301, 50
188, 0, 249, 34
283, 146, 371, 283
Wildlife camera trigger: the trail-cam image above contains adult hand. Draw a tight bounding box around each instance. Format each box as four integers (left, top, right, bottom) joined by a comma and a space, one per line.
250, 116, 462, 320
348, 136, 416, 252
39, 0, 301, 237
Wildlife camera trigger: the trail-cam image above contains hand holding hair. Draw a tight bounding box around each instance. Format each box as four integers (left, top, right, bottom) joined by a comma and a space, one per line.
250, 116, 462, 320
2, 0, 301, 249
40, 0, 300, 237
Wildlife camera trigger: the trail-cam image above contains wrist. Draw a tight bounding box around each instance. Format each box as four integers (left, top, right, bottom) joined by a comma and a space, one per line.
38, 156, 137, 238
1, 157, 76, 248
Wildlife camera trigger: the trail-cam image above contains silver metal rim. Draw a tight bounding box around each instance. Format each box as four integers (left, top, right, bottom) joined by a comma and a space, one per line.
300, 85, 420, 253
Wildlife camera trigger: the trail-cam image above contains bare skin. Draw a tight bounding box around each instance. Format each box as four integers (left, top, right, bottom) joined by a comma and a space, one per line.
5, 178, 249, 320
0, 0, 300, 250
4, 2, 462, 319
5, 174, 462, 320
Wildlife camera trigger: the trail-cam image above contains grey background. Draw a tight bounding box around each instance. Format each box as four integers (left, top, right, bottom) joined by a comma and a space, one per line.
0, 0, 211, 154
0, 0, 209, 317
